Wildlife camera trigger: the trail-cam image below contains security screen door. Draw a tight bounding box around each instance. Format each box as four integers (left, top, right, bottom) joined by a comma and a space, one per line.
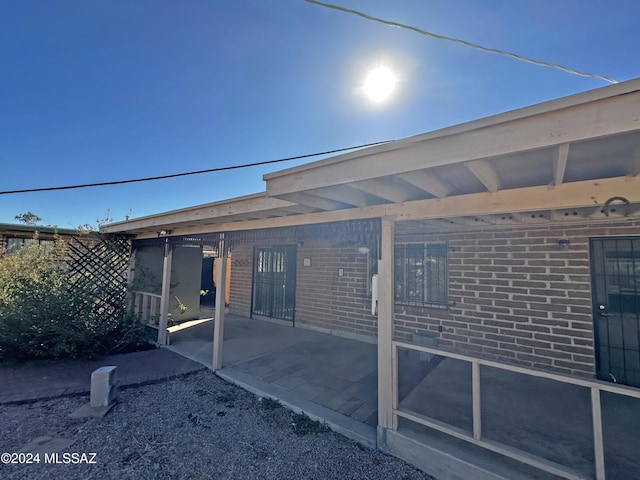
251, 245, 296, 323
590, 237, 640, 387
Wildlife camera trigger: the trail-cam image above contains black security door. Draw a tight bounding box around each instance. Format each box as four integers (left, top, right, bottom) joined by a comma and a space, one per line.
590, 237, 640, 387
252, 245, 296, 322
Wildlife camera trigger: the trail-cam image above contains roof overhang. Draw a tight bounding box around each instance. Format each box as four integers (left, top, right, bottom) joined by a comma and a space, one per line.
103, 78, 640, 239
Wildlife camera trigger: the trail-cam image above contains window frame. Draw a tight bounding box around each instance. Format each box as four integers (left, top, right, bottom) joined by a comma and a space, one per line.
394, 242, 449, 308
4, 236, 56, 255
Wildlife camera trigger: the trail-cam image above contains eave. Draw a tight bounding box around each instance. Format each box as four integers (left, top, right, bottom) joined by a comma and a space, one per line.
102, 78, 640, 240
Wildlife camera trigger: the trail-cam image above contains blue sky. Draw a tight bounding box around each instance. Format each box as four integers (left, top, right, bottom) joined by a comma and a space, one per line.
1, 0, 639, 228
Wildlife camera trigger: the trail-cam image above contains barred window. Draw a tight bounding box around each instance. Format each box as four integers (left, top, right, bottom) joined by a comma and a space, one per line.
394, 243, 448, 307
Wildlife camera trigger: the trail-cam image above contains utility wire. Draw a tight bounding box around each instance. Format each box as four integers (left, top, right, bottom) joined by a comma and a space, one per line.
0, 140, 393, 195
305, 0, 619, 84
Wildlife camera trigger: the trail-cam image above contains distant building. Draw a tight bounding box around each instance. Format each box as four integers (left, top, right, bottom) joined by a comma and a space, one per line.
0, 223, 94, 257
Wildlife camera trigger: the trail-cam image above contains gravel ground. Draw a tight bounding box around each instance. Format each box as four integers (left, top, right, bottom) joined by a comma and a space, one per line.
0, 370, 435, 480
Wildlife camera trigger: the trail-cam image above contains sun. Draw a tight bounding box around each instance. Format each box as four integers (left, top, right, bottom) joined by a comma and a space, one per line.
363, 66, 396, 103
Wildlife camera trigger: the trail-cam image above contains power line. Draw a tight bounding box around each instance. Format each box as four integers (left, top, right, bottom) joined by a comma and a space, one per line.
0, 140, 393, 195
305, 0, 619, 84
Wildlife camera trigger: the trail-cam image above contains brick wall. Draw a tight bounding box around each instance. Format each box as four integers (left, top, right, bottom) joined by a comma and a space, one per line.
227, 219, 640, 379
394, 218, 640, 378
295, 241, 375, 340
228, 238, 376, 340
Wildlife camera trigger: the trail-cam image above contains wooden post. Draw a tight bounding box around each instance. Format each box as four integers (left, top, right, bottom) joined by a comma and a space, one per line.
157, 239, 172, 345
212, 236, 228, 371
125, 243, 136, 316
472, 361, 482, 440
378, 216, 395, 429
591, 387, 606, 480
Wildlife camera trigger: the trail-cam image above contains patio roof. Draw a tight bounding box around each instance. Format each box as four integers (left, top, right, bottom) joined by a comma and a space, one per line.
103, 78, 640, 239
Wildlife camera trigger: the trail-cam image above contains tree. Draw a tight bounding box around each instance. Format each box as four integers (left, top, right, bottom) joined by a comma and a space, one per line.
14, 212, 42, 226
76, 216, 113, 234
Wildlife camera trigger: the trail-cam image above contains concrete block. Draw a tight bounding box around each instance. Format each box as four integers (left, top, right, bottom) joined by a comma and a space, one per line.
90, 366, 118, 407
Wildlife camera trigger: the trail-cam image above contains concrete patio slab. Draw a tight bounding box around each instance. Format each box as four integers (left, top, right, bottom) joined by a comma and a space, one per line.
169, 314, 640, 479
167, 315, 379, 428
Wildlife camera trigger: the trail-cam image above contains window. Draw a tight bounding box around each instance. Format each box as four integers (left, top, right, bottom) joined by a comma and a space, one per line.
5, 237, 55, 254
394, 243, 448, 307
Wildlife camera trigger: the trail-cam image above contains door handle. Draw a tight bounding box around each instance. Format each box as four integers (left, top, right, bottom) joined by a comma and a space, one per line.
600, 313, 612, 317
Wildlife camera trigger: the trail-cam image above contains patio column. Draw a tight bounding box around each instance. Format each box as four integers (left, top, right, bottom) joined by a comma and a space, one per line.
378, 216, 396, 429
125, 242, 137, 314
212, 235, 228, 371
157, 239, 173, 345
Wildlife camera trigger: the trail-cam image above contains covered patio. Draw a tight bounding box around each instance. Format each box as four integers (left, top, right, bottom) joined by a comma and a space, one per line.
104, 79, 640, 480
165, 313, 379, 446
165, 314, 640, 480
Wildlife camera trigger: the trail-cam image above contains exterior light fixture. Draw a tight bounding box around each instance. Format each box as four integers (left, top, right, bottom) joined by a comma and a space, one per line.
157, 229, 172, 237
558, 238, 570, 250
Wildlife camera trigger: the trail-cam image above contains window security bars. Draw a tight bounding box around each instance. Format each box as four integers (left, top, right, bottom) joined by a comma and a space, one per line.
394, 243, 448, 307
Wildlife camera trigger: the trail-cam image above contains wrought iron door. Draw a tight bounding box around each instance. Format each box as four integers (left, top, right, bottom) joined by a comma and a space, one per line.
252, 245, 296, 322
590, 237, 640, 387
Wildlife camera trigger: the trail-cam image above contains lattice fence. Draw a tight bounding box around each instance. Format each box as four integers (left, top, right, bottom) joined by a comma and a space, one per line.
66, 234, 131, 322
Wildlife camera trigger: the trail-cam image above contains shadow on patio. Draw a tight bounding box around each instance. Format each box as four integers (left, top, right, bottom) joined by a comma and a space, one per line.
160, 314, 640, 479
165, 314, 379, 446
393, 349, 640, 480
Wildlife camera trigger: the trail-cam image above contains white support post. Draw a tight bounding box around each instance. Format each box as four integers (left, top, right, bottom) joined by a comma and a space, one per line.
472, 361, 482, 440
212, 236, 228, 371
125, 243, 136, 315
157, 240, 173, 345
378, 216, 395, 429
591, 387, 606, 480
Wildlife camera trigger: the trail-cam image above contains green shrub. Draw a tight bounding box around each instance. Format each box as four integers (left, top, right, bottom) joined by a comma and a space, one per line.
0, 242, 146, 362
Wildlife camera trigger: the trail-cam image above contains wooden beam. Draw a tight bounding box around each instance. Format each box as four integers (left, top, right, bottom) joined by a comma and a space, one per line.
351, 178, 414, 203
129, 176, 640, 239
396, 170, 451, 198
277, 204, 321, 214
511, 212, 550, 224
466, 159, 500, 192
276, 192, 352, 211
265, 90, 640, 196
102, 194, 297, 233
552, 143, 570, 186
391, 176, 640, 223
396, 219, 460, 233
493, 213, 520, 225
307, 185, 378, 208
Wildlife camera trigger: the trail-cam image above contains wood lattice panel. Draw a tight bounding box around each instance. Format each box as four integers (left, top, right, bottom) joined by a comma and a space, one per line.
66, 234, 131, 321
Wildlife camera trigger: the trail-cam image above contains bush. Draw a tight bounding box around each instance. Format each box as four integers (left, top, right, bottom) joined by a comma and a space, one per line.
0, 242, 147, 362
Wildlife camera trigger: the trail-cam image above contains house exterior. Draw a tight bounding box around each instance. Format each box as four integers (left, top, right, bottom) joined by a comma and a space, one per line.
103, 78, 640, 479
0, 223, 95, 258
